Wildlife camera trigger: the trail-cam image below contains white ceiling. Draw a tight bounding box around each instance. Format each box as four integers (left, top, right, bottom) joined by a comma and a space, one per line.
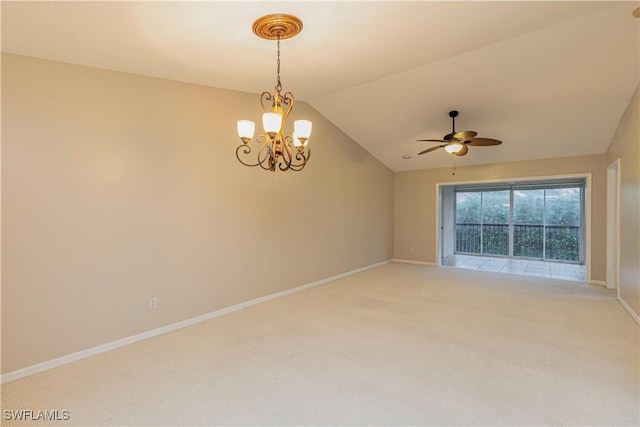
2, 1, 639, 172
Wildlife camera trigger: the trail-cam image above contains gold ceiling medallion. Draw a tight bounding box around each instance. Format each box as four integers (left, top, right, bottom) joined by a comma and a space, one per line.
252, 14, 303, 40
235, 13, 312, 172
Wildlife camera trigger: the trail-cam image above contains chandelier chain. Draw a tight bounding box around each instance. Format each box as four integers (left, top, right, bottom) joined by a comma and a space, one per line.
276, 34, 282, 93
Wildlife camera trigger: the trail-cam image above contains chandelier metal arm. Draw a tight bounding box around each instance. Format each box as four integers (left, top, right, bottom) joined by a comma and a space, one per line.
235, 144, 260, 167
278, 136, 294, 171
279, 160, 291, 172
259, 92, 273, 113
235, 135, 269, 168
285, 138, 310, 171
257, 136, 275, 171
289, 148, 310, 171
282, 92, 294, 122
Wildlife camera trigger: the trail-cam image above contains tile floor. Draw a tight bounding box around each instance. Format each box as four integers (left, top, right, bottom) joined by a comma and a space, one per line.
441, 254, 586, 282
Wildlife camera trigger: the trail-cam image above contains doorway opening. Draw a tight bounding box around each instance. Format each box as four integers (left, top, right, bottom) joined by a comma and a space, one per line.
439, 177, 588, 281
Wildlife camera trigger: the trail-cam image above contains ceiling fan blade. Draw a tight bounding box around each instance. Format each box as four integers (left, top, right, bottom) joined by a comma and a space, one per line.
452, 131, 477, 141
417, 139, 446, 143
467, 137, 502, 146
454, 145, 469, 156
418, 145, 446, 155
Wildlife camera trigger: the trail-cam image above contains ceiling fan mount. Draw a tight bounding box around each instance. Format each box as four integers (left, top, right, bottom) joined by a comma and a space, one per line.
417, 110, 502, 157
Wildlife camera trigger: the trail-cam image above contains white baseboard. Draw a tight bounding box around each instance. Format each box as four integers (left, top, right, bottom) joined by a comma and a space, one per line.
617, 295, 640, 326
588, 279, 606, 286
1, 260, 391, 384
393, 259, 437, 266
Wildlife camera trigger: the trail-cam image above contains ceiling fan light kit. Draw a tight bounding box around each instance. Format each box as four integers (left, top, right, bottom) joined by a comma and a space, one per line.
417, 110, 502, 157
444, 141, 464, 154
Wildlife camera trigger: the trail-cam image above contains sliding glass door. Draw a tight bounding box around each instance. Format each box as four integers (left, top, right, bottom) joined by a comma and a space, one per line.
455, 183, 584, 263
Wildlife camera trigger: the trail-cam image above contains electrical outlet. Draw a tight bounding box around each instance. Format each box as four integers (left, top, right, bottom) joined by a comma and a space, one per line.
148, 297, 157, 310
410, 247, 414, 253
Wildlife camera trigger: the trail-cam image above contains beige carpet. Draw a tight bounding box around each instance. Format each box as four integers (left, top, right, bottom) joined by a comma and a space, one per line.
2, 263, 639, 426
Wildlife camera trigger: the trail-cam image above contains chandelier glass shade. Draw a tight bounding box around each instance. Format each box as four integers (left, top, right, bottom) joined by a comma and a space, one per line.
235, 14, 312, 172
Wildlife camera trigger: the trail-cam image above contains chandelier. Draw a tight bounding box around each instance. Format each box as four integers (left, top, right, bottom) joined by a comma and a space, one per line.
236, 14, 312, 172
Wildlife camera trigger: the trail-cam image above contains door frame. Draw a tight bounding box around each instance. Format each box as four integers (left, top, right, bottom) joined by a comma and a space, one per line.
606, 159, 621, 292
435, 173, 592, 281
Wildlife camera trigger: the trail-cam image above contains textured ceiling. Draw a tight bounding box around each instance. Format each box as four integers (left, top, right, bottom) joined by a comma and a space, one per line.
2, 1, 639, 171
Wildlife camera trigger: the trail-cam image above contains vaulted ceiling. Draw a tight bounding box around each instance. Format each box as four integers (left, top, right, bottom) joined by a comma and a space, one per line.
2, 1, 638, 172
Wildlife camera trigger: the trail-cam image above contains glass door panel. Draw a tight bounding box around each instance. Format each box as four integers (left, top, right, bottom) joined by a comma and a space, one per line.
481, 190, 509, 256
545, 188, 581, 261
455, 192, 481, 254
513, 189, 544, 259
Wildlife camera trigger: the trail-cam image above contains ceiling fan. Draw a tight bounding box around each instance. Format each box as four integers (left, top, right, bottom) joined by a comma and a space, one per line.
417, 110, 502, 156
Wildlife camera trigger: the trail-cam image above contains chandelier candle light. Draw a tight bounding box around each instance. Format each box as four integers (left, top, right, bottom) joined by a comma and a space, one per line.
236, 14, 313, 172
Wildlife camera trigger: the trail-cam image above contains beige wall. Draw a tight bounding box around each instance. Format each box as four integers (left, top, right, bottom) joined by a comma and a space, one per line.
0, 54, 394, 374
395, 154, 607, 281
606, 85, 639, 317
